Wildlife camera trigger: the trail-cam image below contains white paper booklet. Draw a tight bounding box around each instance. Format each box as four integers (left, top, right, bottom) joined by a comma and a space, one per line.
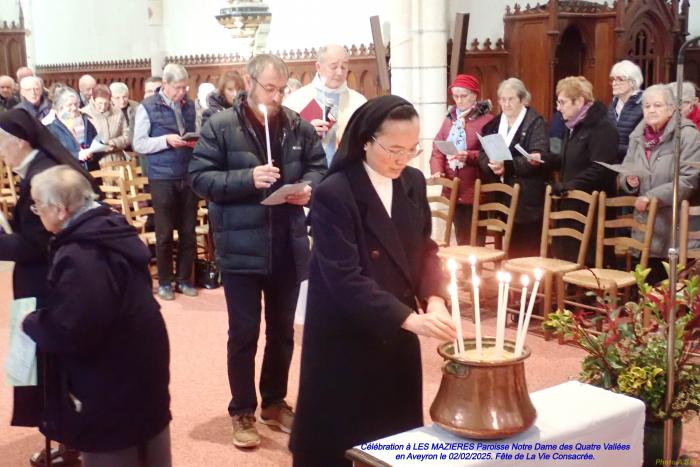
477, 133, 513, 162
261, 181, 310, 206
5, 297, 37, 387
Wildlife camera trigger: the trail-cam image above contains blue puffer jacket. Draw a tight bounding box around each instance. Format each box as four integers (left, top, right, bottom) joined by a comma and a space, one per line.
608, 92, 643, 161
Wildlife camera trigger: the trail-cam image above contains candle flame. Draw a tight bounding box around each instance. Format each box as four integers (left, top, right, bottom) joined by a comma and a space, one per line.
496, 271, 503, 281
447, 258, 458, 273
472, 276, 480, 287
521, 275, 529, 287
534, 268, 543, 281
257, 103, 268, 115
468, 255, 477, 266
448, 283, 457, 295
504, 272, 512, 283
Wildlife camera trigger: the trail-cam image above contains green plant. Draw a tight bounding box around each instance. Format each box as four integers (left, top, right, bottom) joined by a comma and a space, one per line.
544, 265, 700, 421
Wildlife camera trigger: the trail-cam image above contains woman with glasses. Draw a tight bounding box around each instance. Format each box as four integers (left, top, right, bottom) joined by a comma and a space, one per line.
543, 76, 618, 262
669, 81, 700, 129
291, 95, 457, 467
607, 60, 645, 160
47, 87, 100, 171
619, 84, 700, 283
477, 78, 548, 258
430, 74, 493, 244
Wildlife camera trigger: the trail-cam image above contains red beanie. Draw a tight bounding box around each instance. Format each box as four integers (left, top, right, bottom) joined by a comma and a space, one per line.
450, 74, 480, 94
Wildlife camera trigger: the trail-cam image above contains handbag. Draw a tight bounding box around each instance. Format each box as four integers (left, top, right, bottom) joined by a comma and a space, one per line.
194, 258, 221, 289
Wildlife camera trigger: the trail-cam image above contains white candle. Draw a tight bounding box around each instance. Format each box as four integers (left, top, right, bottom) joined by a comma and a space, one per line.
447, 259, 465, 356
514, 275, 530, 355
472, 276, 482, 357
517, 268, 543, 356
257, 103, 272, 166
468, 254, 477, 279
496, 272, 511, 357
495, 271, 504, 355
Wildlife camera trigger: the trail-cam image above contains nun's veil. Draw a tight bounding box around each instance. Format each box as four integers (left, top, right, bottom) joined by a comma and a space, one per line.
326, 95, 416, 177
0, 108, 99, 193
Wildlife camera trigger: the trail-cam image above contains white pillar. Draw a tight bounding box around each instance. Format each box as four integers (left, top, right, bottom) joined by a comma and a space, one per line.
20, 0, 36, 71
389, 0, 448, 175
147, 0, 166, 76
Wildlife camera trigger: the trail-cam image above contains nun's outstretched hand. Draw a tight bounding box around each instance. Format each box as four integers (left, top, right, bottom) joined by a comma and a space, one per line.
401, 298, 456, 341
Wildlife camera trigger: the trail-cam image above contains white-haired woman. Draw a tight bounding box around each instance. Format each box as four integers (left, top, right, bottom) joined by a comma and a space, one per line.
47, 87, 100, 171
477, 77, 549, 258
669, 81, 700, 129
608, 60, 644, 160
24, 165, 172, 466
619, 84, 700, 283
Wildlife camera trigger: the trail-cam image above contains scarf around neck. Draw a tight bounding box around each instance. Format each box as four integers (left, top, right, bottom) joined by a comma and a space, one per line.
643, 119, 670, 159
565, 101, 593, 130
498, 106, 527, 147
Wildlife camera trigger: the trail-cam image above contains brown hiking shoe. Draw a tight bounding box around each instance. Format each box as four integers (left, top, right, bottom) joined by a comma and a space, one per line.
260, 401, 294, 434
231, 413, 261, 448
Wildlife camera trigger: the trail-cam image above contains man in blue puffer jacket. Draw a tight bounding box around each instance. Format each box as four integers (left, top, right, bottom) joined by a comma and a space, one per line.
133, 63, 199, 301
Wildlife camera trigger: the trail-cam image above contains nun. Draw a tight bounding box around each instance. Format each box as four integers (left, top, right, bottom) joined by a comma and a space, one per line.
290, 96, 457, 466
0, 108, 97, 466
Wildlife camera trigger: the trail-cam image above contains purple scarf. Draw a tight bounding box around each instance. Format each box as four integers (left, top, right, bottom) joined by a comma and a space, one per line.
643, 120, 669, 160
564, 102, 593, 130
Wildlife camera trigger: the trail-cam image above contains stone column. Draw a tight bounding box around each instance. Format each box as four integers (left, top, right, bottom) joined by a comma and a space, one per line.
389, 0, 448, 174
147, 0, 166, 76
20, 0, 36, 70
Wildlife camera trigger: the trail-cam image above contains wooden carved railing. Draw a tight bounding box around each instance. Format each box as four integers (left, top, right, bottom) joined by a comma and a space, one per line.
0, 19, 26, 78
37, 43, 380, 101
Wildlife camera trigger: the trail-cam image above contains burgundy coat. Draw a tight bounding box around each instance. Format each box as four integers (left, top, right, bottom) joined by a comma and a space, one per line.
430, 106, 493, 204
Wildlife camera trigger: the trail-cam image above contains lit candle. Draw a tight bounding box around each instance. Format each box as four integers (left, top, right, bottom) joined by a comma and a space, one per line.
472, 276, 482, 357
257, 103, 272, 166
518, 268, 543, 356
496, 272, 511, 358
447, 259, 465, 356
514, 275, 530, 355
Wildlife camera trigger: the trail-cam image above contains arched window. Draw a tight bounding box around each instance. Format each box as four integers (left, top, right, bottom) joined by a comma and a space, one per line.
627, 24, 657, 85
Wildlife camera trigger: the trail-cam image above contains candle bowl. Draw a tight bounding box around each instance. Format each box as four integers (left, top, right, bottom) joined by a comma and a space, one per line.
429, 337, 537, 439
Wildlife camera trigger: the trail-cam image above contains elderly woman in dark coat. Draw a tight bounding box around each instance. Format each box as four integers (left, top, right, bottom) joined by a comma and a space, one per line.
47, 87, 100, 171
0, 109, 99, 466
540, 76, 619, 263
291, 96, 457, 467
23, 165, 171, 466
478, 77, 549, 258
619, 84, 700, 283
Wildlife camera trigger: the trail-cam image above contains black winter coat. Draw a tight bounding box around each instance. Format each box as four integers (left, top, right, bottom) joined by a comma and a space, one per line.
478, 107, 549, 224
189, 95, 327, 279
290, 162, 448, 463
547, 100, 619, 195
22, 206, 171, 452
200, 92, 231, 128
0, 152, 57, 427
608, 92, 644, 160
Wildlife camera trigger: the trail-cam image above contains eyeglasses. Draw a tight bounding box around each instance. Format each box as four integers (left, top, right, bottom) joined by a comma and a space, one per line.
251, 76, 287, 97
452, 93, 474, 101
555, 99, 570, 107
371, 136, 423, 160
29, 203, 48, 215
610, 76, 628, 84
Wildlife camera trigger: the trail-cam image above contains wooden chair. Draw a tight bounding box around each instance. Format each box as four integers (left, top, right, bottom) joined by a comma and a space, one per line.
561, 194, 658, 312
119, 176, 156, 245
426, 176, 459, 247
0, 162, 19, 213
439, 179, 520, 268
680, 200, 700, 269
503, 186, 599, 322
90, 168, 127, 210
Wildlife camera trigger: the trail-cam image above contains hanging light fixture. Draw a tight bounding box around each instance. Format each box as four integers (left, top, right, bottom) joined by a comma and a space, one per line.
216, 0, 271, 55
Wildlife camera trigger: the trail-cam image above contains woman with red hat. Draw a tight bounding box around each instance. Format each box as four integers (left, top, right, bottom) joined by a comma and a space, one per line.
430, 74, 493, 245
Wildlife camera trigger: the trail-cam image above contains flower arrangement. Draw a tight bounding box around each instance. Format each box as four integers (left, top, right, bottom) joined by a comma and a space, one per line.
543, 266, 700, 421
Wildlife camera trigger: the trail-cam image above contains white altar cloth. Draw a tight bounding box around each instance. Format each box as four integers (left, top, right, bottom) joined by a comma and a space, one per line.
352, 381, 645, 466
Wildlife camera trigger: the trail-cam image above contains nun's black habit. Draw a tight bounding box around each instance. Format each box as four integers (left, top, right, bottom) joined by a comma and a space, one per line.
290, 96, 448, 466
0, 108, 97, 426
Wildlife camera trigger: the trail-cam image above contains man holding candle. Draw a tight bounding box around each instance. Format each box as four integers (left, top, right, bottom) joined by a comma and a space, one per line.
133, 63, 199, 301
189, 54, 326, 449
